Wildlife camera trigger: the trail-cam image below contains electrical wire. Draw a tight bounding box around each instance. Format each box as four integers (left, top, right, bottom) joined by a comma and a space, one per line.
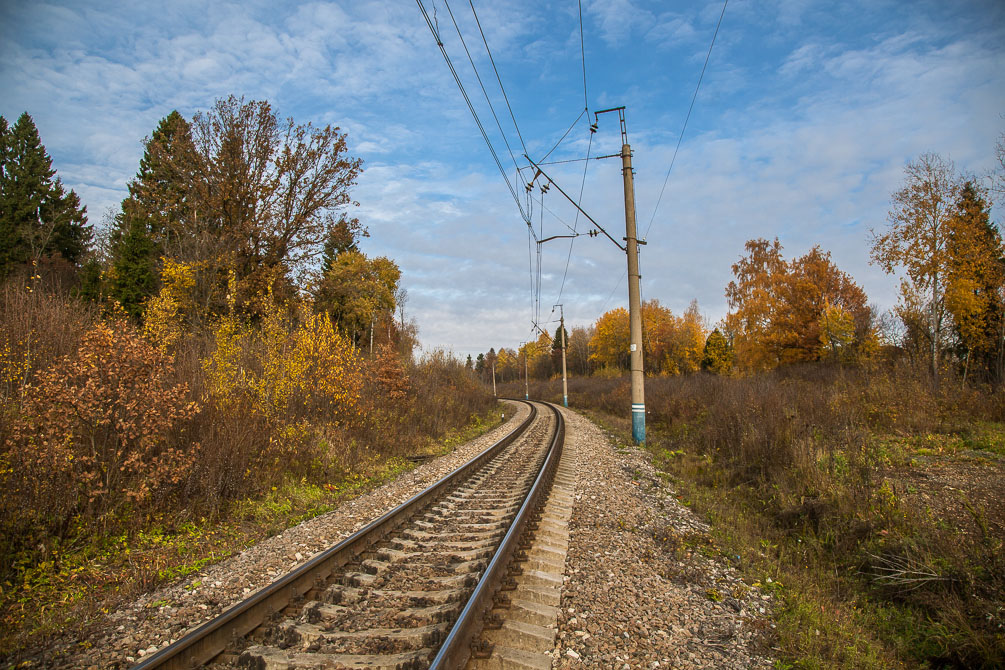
554, 129, 593, 305
469, 0, 528, 155
539, 108, 587, 163
643, 0, 728, 240
578, 0, 588, 112
416, 0, 531, 224
443, 0, 522, 176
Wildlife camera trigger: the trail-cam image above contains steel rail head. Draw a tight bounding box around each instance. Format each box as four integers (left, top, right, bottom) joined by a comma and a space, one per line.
429, 400, 565, 669
130, 400, 537, 670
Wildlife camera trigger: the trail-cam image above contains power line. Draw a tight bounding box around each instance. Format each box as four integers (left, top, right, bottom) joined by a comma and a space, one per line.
643, 0, 728, 240
555, 128, 593, 306
468, 0, 528, 156
538, 109, 586, 164
416, 0, 531, 224
443, 0, 522, 176
578, 0, 589, 112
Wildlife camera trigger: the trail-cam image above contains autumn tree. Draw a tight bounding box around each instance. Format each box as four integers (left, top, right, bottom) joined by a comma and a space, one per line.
724, 238, 787, 370
495, 348, 518, 382
644, 299, 706, 375
871, 153, 961, 388
117, 97, 364, 322
590, 307, 630, 370
566, 326, 593, 376
314, 250, 400, 346
191, 96, 363, 293
726, 239, 870, 369
0, 113, 90, 280
701, 328, 733, 373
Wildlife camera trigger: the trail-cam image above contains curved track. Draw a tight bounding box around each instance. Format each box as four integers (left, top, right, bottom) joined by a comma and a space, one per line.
131, 400, 564, 670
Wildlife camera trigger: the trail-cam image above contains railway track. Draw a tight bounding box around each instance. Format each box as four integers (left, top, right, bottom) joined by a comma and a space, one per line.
131, 400, 565, 670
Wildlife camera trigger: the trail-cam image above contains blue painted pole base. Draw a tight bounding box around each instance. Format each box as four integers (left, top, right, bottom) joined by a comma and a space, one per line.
631, 403, 645, 444
563, 395, 568, 408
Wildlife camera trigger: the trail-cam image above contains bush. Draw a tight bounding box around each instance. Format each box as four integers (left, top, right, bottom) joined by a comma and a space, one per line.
2, 321, 200, 568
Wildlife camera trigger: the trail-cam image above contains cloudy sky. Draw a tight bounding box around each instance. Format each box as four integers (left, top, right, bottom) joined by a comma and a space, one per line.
3, 0, 1003, 358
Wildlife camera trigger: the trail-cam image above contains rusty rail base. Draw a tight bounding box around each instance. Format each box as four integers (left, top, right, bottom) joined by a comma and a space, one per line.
429, 400, 565, 669
130, 400, 537, 670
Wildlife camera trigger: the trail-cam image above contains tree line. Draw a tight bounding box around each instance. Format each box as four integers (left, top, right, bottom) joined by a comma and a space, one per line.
1, 98, 409, 351
475, 139, 1005, 388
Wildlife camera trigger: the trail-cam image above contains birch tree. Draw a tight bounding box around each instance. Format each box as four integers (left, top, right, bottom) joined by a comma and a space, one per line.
871, 153, 961, 388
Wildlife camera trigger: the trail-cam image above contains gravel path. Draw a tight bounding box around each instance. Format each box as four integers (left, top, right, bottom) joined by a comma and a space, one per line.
551, 407, 777, 669
25, 402, 777, 669
29, 402, 530, 669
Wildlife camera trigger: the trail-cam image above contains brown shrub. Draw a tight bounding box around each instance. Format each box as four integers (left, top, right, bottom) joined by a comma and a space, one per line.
3, 321, 200, 545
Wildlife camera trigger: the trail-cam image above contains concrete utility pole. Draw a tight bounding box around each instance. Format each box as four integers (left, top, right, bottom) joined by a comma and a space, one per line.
590, 107, 647, 444
491, 360, 497, 397
520, 342, 529, 400
555, 304, 569, 408
622, 140, 645, 443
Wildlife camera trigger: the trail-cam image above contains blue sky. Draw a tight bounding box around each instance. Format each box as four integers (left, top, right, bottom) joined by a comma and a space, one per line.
2, 0, 1003, 358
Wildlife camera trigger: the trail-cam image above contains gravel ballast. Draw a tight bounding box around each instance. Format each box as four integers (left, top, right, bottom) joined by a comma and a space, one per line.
23, 402, 777, 669
551, 407, 776, 669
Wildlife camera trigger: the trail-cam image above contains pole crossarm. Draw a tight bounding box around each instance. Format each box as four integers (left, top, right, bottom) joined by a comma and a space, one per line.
538, 233, 580, 244
523, 155, 625, 252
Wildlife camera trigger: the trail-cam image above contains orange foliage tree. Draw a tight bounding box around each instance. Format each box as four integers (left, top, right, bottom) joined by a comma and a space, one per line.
726, 238, 870, 370
644, 299, 707, 375
589, 307, 630, 370
5, 321, 200, 533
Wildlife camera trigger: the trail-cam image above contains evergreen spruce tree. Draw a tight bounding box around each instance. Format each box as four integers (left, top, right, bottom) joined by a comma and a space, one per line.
0, 112, 90, 278
110, 110, 199, 312
946, 181, 1005, 383
111, 217, 157, 318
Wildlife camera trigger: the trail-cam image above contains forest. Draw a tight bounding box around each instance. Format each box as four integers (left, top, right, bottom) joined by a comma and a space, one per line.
3, 96, 1004, 667
0, 98, 495, 653
478, 152, 1005, 388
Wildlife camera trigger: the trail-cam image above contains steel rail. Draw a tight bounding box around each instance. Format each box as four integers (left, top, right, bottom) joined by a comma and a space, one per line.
430, 400, 565, 668
130, 401, 538, 670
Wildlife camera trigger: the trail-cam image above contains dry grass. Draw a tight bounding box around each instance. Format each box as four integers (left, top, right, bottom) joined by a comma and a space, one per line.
507, 365, 1005, 669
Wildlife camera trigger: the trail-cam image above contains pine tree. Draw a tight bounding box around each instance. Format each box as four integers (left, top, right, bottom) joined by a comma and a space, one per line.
0, 112, 90, 278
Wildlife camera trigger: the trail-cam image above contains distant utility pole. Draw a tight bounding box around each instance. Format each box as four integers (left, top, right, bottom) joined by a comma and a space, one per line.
598, 107, 645, 443
555, 304, 569, 408
523, 107, 646, 441
519, 341, 529, 400
491, 360, 497, 397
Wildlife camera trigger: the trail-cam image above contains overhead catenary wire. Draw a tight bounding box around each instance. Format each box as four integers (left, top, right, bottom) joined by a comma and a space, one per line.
416, 0, 532, 225
443, 0, 523, 178
643, 0, 728, 240
578, 0, 589, 113
468, 0, 528, 156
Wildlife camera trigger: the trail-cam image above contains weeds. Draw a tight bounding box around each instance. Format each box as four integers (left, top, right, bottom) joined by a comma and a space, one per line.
508, 365, 1005, 668
0, 281, 497, 658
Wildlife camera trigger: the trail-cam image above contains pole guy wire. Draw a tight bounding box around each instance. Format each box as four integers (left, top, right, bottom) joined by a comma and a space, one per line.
643, 0, 728, 240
